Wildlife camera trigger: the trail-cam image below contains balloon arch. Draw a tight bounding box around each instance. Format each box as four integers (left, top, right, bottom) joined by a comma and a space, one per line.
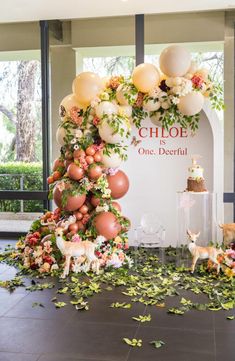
16, 45, 223, 274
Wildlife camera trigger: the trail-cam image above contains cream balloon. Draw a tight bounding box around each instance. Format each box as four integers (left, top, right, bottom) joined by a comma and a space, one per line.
177, 92, 204, 116
59, 93, 85, 120
116, 84, 138, 106
118, 105, 132, 118
95, 101, 118, 118
101, 76, 110, 89
132, 63, 160, 93
159, 45, 191, 77
188, 61, 198, 74
101, 150, 122, 168
56, 127, 68, 146
72, 72, 102, 105
98, 119, 129, 144
143, 97, 161, 112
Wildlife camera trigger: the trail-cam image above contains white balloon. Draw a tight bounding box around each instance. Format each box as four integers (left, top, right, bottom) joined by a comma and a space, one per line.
143, 98, 161, 112
98, 119, 129, 144
101, 150, 122, 168
159, 45, 191, 77
56, 126, 75, 146
118, 105, 132, 118
177, 92, 204, 116
56, 127, 67, 146
95, 101, 118, 118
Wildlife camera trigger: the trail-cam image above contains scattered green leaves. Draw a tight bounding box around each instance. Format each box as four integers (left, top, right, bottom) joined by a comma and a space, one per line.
123, 338, 142, 347
150, 340, 165, 349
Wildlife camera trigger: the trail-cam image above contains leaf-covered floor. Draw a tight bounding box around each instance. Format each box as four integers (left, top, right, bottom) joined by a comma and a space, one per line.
0, 241, 234, 361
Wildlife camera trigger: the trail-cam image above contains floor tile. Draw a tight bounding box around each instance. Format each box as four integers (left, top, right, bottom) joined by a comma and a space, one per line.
215, 329, 235, 361
0, 351, 39, 361
0, 318, 68, 354
127, 326, 215, 361
54, 321, 138, 361
38, 354, 108, 361
213, 311, 235, 332
0, 292, 28, 316
4, 291, 78, 321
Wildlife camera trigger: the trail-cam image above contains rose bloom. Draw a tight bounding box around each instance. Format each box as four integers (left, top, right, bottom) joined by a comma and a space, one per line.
34, 256, 43, 266
191, 75, 204, 89
33, 246, 43, 258
70, 106, 83, 126
43, 241, 52, 254
118, 252, 125, 261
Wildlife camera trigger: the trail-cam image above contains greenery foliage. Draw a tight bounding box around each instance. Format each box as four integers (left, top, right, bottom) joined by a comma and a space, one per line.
0, 162, 43, 212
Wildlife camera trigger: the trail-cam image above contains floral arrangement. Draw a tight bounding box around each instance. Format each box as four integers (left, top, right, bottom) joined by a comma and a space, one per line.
14, 45, 223, 275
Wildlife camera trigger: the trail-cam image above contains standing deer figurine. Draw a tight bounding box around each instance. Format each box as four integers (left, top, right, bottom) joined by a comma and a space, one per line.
187, 229, 223, 274
55, 227, 100, 278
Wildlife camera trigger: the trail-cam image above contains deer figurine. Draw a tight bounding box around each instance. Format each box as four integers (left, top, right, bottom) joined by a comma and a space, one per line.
54, 227, 100, 278
187, 229, 223, 274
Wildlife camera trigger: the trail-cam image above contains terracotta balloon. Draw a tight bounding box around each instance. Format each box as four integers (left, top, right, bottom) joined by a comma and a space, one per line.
132, 63, 160, 93
74, 211, 83, 221
88, 165, 103, 180
95, 101, 118, 118
72, 72, 102, 105
67, 163, 84, 181
53, 181, 86, 211
91, 195, 100, 207
112, 201, 122, 212
177, 91, 204, 116
73, 149, 86, 159
52, 158, 64, 172
59, 93, 86, 120
69, 223, 79, 233
159, 45, 191, 77
101, 150, 122, 169
98, 119, 129, 144
107, 170, 129, 199
94, 212, 121, 240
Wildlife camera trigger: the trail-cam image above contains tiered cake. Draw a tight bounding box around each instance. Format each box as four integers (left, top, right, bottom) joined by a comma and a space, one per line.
186, 156, 207, 192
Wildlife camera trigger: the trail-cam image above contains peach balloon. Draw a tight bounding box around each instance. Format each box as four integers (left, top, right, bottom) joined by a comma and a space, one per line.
95, 101, 118, 118
107, 170, 129, 199
94, 212, 121, 240
177, 91, 204, 116
159, 45, 191, 77
118, 105, 132, 118
132, 63, 160, 93
72, 72, 102, 105
59, 93, 86, 120
112, 201, 122, 212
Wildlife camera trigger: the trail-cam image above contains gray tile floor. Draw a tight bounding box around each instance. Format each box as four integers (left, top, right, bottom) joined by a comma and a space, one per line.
0, 241, 234, 361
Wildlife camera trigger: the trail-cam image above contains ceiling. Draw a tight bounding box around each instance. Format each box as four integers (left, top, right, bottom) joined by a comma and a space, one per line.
0, 0, 235, 23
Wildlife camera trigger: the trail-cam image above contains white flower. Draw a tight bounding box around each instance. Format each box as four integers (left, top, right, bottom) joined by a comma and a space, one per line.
100, 91, 110, 101
170, 95, 180, 105
75, 129, 83, 138
96, 204, 109, 213
74, 144, 79, 150
70, 138, 77, 144
51, 264, 59, 271
95, 235, 107, 245
125, 255, 134, 268
106, 254, 123, 268
34, 256, 43, 266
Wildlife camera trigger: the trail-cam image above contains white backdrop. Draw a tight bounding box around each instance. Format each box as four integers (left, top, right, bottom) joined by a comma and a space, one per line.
120, 112, 214, 246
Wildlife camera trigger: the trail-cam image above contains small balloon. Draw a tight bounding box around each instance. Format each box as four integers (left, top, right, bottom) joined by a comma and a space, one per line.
159, 45, 191, 77
132, 63, 160, 93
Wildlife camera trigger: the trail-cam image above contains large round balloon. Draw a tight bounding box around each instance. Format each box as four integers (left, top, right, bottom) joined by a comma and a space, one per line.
98, 119, 129, 144
53, 181, 86, 211
177, 91, 204, 116
159, 45, 191, 77
118, 105, 132, 118
107, 170, 129, 199
72, 72, 102, 105
59, 93, 86, 121
95, 101, 118, 118
56, 126, 67, 146
132, 63, 160, 93
143, 97, 161, 112
101, 150, 122, 168
116, 84, 138, 106
94, 212, 121, 239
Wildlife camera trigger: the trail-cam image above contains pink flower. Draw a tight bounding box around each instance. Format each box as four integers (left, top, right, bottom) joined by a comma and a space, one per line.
191, 75, 204, 89
105, 167, 119, 176
72, 234, 82, 243
93, 116, 101, 126
70, 106, 83, 126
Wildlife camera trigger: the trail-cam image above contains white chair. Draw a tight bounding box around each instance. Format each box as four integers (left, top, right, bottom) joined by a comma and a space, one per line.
134, 213, 166, 263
